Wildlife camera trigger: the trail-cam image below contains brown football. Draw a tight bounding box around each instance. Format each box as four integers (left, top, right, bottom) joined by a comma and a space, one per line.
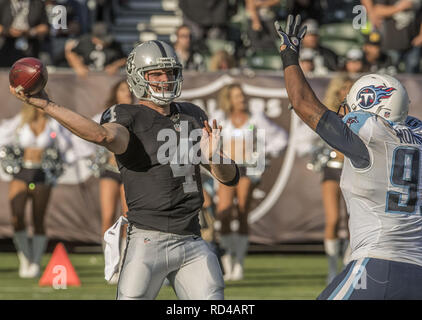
9, 57, 48, 95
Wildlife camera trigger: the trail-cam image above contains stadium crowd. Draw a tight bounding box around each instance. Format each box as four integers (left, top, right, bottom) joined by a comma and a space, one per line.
0, 0, 421, 75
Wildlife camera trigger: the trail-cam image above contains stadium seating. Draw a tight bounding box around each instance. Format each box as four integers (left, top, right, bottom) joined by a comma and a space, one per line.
110, 0, 182, 54
246, 50, 282, 70
205, 39, 236, 56
319, 0, 361, 24
319, 23, 364, 57
106, 0, 363, 70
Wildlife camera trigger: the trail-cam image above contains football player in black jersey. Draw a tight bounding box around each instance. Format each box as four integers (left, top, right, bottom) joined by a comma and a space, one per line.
10, 40, 239, 300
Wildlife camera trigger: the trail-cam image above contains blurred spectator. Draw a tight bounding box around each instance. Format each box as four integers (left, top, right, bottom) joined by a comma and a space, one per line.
361, 0, 383, 29
0, 0, 49, 68
285, 0, 323, 24
343, 48, 365, 75
173, 25, 206, 72
65, 22, 126, 77
91, 0, 114, 27
245, 0, 281, 50
208, 49, 236, 71
324, 74, 355, 111
362, 31, 395, 73
299, 47, 331, 76
44, 0, 84, 67
0, 102, 76, 278
299, 47, 315, 75
139, 28, 158, 43
368, 0, 422, 73
301, 19, 339, 72
178, 0, 235, 43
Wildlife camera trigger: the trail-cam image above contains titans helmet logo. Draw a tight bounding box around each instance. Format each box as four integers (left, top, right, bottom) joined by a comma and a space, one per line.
357, 85, 396, 109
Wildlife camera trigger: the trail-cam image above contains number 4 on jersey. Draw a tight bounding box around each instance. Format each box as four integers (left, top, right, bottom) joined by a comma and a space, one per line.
170, 164, 198, 193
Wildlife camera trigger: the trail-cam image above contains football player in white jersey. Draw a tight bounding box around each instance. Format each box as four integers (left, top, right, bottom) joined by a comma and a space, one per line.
275, 15, 422, 299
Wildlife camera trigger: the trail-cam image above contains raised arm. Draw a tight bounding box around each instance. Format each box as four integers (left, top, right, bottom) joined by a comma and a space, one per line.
105, 58, 127, 75
274, 16, 327, 130
29, 23, 49, 38
246, 0, 262, 31
65, 40, 89, 78
361, 0, 382, 28
283, 65, 327, 130
373, 0, 413, 18
274, 15, 370, 169
9, 86, 129, 155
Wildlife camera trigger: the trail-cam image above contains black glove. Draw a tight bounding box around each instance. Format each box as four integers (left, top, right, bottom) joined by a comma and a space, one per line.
274, 15, 307, 69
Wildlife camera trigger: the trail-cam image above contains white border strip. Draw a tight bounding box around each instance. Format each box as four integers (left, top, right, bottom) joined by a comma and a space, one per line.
180, 75, 288, 99
180, 75, 235, 99
242, 83, 288, 98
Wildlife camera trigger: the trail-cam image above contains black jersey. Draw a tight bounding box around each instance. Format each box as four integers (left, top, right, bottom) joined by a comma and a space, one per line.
100, 102, 209, 236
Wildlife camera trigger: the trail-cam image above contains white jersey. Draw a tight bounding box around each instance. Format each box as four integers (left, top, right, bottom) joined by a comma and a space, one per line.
341, 111, 422, 267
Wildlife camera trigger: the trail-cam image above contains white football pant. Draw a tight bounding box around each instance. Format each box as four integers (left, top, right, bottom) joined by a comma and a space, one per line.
117, 225, 224, 300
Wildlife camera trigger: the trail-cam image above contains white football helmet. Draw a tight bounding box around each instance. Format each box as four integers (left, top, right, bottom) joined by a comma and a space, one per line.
126, 40, 183, 105
345, 74, 410, 124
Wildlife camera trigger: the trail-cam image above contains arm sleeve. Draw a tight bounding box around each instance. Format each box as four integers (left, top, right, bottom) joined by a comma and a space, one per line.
315, 110, 370, 169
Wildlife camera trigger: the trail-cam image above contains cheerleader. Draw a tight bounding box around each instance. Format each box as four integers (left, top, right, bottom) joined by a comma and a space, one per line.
214, 83, 288, 281
0, 103, 77, 278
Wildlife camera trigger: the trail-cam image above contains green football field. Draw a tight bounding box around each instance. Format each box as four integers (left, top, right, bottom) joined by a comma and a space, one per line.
0, 252, 330, 300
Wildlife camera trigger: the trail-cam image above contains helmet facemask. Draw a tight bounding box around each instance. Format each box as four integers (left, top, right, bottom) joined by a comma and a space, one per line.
126, 45, 183, 106
139, 61, 183, 106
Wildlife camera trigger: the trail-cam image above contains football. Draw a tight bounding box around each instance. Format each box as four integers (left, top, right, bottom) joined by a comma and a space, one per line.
9, 57, 48, 95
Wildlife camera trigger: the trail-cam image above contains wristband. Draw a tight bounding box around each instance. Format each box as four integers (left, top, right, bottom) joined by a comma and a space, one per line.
280, 50, 299, 69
